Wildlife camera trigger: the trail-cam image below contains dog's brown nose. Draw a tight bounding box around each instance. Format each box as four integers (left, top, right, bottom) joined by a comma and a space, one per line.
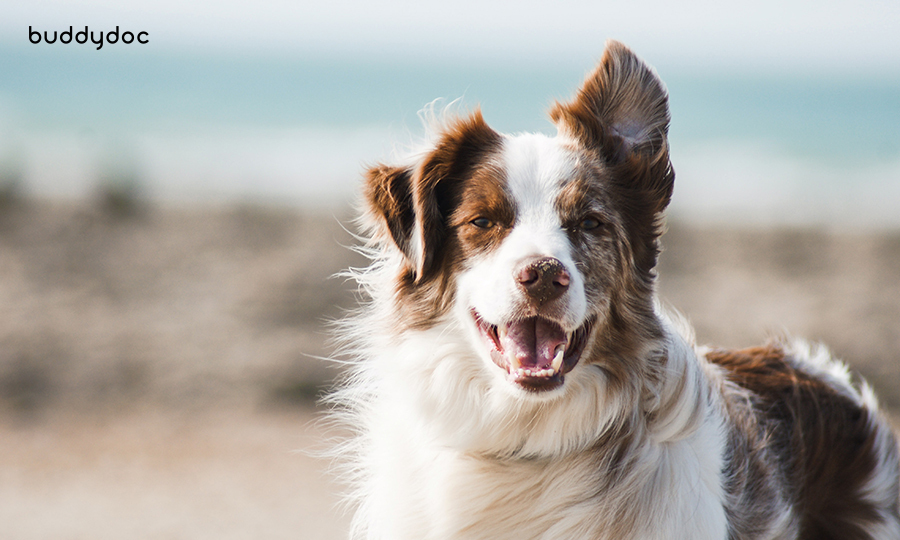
515, 257, 570, 304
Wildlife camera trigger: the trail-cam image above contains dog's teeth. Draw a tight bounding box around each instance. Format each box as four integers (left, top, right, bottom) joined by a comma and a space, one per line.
498, 323, 508, 340
513, 365, 562, 379
551, 347, 565, 372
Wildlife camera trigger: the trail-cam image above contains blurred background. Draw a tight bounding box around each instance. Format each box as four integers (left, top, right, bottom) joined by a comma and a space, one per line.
1, 1, 898, 538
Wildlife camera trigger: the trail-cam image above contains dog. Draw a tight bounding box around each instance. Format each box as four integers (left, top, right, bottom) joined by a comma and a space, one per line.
330, 40, 900, 539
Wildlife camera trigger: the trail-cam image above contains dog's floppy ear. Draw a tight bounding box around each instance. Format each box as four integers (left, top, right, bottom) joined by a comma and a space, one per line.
363, 163, 418, 263
364, 110, 501, 281
549, 39, 673, 215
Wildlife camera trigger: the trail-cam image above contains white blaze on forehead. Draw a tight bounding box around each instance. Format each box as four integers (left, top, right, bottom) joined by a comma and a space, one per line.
499, 133, 580, 265
455, 132, 587, 331
502, 133, 578, 225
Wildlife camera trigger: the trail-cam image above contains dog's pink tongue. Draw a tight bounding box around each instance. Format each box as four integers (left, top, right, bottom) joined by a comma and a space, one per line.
499, 318, 567, 370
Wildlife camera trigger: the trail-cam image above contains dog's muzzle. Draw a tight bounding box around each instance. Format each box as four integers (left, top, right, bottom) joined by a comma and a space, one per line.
472, 257, 593, 392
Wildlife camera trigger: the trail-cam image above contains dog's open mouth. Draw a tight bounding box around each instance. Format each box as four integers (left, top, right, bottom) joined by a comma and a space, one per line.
472, 311, 594, 392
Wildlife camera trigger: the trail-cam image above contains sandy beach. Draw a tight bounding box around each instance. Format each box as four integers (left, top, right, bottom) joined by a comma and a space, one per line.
1, 198, 898, 539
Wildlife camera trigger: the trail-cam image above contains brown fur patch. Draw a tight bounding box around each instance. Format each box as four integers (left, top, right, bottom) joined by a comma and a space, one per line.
412, 111, 503, 280
448, 164, 515, 259
708, 346, 889, 539
363, 111, 506, 328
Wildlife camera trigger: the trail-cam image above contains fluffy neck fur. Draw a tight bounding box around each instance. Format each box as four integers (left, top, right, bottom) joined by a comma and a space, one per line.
332, 255, 729, 539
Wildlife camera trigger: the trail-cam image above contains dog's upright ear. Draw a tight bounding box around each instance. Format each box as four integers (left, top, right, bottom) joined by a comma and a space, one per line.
549, 40, 674, 217
550, 40, 674, 277
363, 111, 501, 282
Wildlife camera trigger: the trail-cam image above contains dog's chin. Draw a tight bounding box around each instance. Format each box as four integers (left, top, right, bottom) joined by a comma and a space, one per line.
471, 310, 595, 393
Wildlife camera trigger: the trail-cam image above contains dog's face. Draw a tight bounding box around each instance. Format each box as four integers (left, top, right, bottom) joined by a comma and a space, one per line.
363, 41, 674, 398
455, 134, 619, 393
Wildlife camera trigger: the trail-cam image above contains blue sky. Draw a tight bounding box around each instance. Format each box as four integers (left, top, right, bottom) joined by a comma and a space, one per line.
5, 0, 900, 72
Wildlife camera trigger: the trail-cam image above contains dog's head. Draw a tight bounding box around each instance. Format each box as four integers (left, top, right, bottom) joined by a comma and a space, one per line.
363, 40, 673, 398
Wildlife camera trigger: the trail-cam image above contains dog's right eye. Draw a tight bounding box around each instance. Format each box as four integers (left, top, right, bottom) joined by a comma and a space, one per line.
470, 217, 495, 229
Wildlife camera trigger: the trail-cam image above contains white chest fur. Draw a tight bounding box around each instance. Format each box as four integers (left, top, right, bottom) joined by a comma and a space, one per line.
358, 376, 729, 540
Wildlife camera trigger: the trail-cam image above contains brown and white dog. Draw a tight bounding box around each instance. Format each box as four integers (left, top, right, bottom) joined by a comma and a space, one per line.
331, 40, 900, 539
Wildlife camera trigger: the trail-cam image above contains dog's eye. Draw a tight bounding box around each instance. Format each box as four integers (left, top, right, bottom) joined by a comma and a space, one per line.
470, 217, 495, 229
579, 217, 602, 231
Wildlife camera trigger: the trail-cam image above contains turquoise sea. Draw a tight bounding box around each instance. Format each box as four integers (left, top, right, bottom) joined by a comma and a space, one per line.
1, 44, 898, 226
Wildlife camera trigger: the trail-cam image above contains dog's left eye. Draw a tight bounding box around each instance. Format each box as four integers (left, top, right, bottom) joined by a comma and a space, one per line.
470, 217, 495, 229
579, 217, 602, 231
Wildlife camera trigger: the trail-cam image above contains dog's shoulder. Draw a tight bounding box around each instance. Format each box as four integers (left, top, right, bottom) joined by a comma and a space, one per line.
706, 343, 900, 539
705, 343, 877, 476
706, 342, 862, 409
